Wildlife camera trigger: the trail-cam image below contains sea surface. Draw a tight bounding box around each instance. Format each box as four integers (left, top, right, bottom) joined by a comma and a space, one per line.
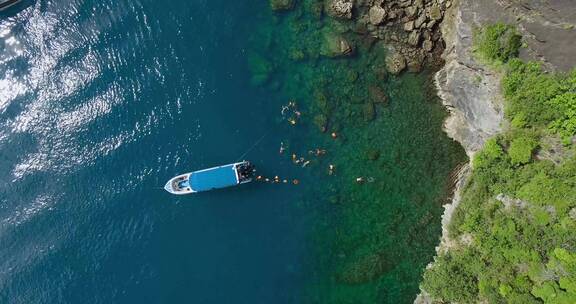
0, 0, 466, 303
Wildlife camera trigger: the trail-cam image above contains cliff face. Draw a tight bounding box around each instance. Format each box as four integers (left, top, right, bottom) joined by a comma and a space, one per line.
435, 0, 576, 156
436, 0, 506, 157
417, 0, 576, 302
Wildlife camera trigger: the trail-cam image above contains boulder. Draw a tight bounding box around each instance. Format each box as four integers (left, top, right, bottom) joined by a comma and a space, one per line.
368, 5, 386, 25
369, 86, 388, 105
414, 13, 427, 28
423, 39, 434, 52
327, 0, 354, 19
429, 5, 442, 21
407, 30, 421, 46
399, 0, 412, 8
405, 6, 418, 18
407, 56, 423, 72
385, 52, 406, 75
320, 31, 354, 57
403, 20, 415, 31
270, 0, 295, 11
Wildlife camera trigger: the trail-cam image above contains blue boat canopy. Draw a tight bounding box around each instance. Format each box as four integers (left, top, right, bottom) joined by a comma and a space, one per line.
189, 164, 239, 192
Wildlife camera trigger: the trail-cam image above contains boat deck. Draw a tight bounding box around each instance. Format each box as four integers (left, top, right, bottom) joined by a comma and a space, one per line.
189, 164, 238, 192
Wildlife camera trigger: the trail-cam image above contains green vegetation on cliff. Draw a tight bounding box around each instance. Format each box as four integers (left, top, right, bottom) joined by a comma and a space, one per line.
422, 24, 576, 303
473, 22, 521, 65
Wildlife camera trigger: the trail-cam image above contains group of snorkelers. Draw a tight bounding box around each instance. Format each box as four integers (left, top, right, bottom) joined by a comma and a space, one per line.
253, 100, 374, 185
281, 101, 301, 126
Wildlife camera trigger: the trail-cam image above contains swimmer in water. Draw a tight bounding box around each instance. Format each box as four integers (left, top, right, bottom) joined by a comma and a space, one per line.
356, 177, 365, 183
302, 160, 311, 168
281, 105, 289, 116
328, 164, 335, 175
279, 142, 286, 154
315, 148, 326, 156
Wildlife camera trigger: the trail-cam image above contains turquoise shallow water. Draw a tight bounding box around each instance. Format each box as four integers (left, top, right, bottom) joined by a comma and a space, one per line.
0, 1, 312, 303
0, 0, 466, 303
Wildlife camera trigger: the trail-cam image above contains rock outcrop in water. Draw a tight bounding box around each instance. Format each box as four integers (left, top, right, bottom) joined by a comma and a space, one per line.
321, 0, 452, 74
354, 0, 450, 74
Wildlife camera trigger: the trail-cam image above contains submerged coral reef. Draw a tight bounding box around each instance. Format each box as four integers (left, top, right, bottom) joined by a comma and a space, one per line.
247, 0, 466, 302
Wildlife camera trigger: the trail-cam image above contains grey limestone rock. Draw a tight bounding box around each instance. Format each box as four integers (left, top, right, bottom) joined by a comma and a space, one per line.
369, 5, 387, 25
385, 51, 406, 74
327, 0, 354, 19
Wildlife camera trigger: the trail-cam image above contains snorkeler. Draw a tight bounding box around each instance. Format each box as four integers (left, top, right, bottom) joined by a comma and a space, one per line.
328, 164, 335, 175
302, 160, 311, 168
355, 177, 365, 183
279, 142, 286, 154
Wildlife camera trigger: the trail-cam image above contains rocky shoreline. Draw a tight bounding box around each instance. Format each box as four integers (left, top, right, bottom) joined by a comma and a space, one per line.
271, 0, 453, 74
327, 0, 451, 74
416, 0, 576, 302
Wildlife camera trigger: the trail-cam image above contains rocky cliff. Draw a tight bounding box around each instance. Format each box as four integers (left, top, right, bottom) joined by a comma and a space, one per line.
416, 0, 576, 302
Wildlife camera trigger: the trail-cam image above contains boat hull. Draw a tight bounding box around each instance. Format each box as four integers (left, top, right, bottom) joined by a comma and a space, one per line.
164, 161, 253, 195
0, 0, 22, 11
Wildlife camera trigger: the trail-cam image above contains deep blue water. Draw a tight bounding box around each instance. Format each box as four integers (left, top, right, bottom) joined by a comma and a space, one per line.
0, 1, 310, 303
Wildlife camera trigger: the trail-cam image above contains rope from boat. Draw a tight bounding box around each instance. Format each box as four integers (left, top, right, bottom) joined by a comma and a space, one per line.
236, 130, 271, 162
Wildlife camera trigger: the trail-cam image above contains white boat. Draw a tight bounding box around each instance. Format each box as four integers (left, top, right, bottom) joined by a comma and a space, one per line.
164, 161, 255, 195
0, 0, 21, 11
